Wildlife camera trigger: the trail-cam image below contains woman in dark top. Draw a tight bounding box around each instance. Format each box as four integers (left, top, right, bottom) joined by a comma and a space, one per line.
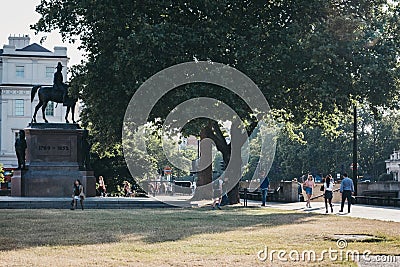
324, 174, 334, 213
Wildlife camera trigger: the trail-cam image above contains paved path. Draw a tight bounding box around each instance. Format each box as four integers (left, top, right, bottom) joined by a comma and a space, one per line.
253, 201, 400, 223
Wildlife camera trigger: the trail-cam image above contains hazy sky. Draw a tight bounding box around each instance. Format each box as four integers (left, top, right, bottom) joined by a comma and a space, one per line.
0, 0, 84, 67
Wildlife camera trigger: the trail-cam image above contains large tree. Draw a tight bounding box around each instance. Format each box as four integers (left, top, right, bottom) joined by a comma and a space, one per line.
247, 107, 400, 183
33, 0, 400, 203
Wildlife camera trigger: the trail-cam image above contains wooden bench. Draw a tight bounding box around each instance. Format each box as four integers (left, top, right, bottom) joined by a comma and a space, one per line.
239, 189, 275, 202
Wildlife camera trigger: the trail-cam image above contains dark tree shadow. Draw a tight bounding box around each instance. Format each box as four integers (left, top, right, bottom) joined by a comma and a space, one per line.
0, 207, 321, 251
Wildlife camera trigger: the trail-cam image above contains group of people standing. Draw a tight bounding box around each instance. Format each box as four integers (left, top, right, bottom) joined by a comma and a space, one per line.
71, 172, 356, 214
302, 173, 355, 213
302, 174, 333, 210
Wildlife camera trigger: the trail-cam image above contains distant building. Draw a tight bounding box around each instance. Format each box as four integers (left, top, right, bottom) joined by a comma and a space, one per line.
179, 135, 199, 173
186, 135, 199, 147
0, 34, 69, 167
385, 150, 400, 181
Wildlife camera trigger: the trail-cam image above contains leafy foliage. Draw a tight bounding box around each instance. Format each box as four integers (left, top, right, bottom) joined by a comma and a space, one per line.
33, 1, 400, 186
252, 108, 400, 182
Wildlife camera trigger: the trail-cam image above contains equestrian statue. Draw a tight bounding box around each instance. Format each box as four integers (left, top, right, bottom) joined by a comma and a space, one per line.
31, 62, 77, 123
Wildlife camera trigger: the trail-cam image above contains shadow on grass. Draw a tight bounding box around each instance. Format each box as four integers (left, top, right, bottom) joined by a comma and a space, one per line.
0, 206, 321, 251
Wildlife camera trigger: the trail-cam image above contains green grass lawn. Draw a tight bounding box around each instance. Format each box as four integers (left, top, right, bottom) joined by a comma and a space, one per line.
0, 207, 399, 266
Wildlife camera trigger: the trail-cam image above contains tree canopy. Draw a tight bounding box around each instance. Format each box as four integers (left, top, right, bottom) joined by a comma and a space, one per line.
33, 1, 400, 194
34, 0, 400, 147
256, 107, 400, 182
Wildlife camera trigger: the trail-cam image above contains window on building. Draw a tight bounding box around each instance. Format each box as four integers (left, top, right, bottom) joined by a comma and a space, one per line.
45, 101, 54, 116
15, 99, 24, 116
16, 66, 24, 78
46, 67, 54, 78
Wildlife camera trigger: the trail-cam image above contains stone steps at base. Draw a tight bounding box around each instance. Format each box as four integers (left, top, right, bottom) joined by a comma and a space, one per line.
0, 198, 176, 209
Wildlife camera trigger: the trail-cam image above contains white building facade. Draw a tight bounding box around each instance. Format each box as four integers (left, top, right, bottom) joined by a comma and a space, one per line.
385, 150, 400, 181
0, 35, 69, 168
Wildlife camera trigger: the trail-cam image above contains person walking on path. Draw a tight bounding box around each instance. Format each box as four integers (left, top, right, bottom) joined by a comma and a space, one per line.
324, 174, 334, 213
71, 179, 85, 210
303, 175, 315, 208
260, 171, 270, 206
212, 178, 223, 210
339, 173, 354, 213
293, 178, 303, 202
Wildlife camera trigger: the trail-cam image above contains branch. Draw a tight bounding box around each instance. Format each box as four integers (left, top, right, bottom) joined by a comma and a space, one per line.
210, 120, 227, 146
231, 119, 248, 148
204, 122, 228, 154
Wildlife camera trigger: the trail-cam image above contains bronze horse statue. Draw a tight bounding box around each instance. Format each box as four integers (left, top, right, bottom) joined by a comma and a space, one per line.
31, 85, 77, 123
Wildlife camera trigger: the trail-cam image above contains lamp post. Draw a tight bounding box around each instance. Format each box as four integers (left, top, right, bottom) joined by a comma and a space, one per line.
352, 106, 358, 195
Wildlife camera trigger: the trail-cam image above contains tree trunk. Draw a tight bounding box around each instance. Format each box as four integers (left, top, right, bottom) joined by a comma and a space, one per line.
202, 120, 246, 205
225, 120, 245, 204
227, 183, 240, 204
193, 127, 213, 200
191, 120, 249, 204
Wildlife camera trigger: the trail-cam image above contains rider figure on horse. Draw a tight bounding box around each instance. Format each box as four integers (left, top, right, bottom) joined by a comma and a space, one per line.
53, 62, 68, 104
31, 62, 77, 123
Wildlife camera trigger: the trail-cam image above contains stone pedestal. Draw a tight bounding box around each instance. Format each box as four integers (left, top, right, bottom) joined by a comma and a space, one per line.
275, 181, 299, 202
11, 170, 22, 196
11, 123, 95, 197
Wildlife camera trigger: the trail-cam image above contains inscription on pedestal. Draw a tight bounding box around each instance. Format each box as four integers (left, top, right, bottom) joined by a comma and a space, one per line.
37, 141, 71, 156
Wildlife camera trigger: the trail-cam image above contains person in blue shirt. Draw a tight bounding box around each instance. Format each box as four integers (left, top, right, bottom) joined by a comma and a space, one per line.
293, 178, 303, 202
260, 171, 270, 206
339, 173, 355, 213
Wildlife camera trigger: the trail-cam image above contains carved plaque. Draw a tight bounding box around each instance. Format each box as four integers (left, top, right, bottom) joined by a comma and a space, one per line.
36, 140, 71, 156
